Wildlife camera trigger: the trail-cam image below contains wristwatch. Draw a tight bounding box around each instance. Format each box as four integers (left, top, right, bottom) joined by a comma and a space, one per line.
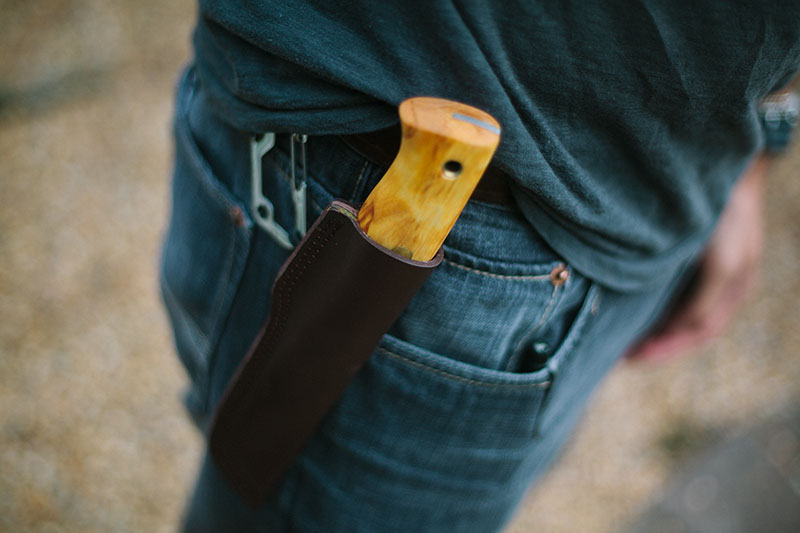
758, 90, 799, 153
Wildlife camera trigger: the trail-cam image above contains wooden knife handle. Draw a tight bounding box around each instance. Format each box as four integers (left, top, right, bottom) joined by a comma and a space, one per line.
357, 97, 501, 261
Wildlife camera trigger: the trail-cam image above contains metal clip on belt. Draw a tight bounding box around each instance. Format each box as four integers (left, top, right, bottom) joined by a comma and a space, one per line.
250, 133, 308, 249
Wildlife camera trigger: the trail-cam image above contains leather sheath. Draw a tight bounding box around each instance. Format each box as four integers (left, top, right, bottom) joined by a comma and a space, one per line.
208, 200, 443, 508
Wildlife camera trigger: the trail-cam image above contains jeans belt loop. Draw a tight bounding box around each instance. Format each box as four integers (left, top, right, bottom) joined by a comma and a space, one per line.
250, 133, 308, 249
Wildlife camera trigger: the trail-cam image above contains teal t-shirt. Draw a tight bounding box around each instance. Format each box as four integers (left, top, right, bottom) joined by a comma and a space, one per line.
193, 0, 800, 291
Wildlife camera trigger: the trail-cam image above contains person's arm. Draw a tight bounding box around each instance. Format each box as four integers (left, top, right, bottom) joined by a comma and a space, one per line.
628, 152, 769, 362
630, 77, 798, 363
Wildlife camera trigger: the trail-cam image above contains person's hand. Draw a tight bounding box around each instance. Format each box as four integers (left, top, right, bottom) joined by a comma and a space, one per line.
628, 154, 769, 363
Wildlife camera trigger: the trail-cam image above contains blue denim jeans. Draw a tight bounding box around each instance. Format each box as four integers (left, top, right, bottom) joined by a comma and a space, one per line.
160, 67, 693, 532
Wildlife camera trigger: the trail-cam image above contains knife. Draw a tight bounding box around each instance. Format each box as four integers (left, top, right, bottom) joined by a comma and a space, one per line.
209, 97, 501, 507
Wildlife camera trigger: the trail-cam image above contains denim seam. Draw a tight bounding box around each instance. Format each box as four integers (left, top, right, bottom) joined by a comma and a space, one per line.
310, 196, 324, 215
529, 285, 600, 436
163, 115, 243, 352
214, 230, 239, 334
175, 70, 253, 408
160, 275, 211, 401
505, 283, 562, 371
376, 346, 551, 389
173, 141, 241, 346
160, 276, 210, 350
348, 159, 370, 203
529, 283, 561, 332
162, 195, 240, 401
179, 75, 252, 226
547, 285, 601, 374
442, 258, 553, 281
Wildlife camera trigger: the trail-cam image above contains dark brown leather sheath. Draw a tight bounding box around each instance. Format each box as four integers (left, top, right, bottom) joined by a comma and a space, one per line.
208, 200, 442, 508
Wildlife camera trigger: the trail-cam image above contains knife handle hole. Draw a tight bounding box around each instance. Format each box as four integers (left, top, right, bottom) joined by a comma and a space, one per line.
442, 160, 462, 180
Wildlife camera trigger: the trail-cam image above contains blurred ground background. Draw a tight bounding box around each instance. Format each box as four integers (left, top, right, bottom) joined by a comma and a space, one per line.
0, 1, 798, 531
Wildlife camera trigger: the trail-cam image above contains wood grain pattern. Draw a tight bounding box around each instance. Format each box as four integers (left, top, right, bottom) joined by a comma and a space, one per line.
357, 97, 501, 261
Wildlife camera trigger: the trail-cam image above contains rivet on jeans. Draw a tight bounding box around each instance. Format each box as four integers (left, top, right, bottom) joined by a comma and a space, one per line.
230, 206, 246, 228
550, 264, 569, 287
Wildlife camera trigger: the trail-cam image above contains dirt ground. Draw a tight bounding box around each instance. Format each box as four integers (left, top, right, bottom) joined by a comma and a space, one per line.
1, 2, 798, 532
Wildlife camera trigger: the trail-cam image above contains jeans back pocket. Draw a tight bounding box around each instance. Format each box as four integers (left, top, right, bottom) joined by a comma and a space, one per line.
279, 200, 599, 532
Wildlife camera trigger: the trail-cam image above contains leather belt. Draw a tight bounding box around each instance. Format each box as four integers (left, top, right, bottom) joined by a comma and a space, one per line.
340, 124, 515, 205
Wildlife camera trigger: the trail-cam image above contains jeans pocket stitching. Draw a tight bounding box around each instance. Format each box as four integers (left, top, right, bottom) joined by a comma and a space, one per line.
174, 102, 252, 338
526, 281, 562, 332
160, 272, 210, 349
442, 258, 553, 281
166, 70, 255, 411
179, 72, 251, 224
348, 159, 370, 203
547, 284, 601, 375
375, 345, 551, 389
504, 282, 563, 371
205, 225, 242, 342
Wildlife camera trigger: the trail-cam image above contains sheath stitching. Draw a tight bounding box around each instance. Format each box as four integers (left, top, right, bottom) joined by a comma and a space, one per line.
273, 216, 343, 341
212, 215, 344, 456
443, 259, 552, 281
376, 346, 551, 389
